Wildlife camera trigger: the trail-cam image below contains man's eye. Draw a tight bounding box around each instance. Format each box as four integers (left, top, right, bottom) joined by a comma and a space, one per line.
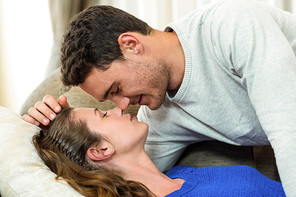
103, 112, 108, 118
115, 87, 120, 94
110, 87, 120, 96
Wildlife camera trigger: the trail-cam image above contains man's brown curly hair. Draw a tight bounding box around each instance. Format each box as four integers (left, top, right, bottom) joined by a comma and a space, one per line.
60, 5, 152, 86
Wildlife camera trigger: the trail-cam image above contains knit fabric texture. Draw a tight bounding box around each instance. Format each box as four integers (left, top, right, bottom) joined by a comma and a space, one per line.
139, 0, 296, 195
165, 165, 285, 197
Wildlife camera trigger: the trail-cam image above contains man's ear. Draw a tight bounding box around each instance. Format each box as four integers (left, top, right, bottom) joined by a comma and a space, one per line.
118, 33, 143, 55
86, 141, 114, 161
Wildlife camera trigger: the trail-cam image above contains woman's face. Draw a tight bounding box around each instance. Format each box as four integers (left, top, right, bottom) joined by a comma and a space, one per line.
72, 107, 148, 153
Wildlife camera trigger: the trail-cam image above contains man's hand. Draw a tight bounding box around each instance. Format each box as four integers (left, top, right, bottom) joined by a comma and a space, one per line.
22, 95, 70, 126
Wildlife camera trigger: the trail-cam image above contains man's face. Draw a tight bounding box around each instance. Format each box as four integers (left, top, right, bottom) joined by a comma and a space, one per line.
80, 59, 169, 111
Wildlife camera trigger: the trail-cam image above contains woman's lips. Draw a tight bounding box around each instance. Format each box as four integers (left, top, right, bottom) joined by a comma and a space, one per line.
131, 117, 138, 121
128, 114, 132, 120
128, 114, 137, 121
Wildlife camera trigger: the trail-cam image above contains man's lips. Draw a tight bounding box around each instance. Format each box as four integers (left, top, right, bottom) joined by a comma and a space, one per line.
131, 95, 143, 105
137, 95, 143, 105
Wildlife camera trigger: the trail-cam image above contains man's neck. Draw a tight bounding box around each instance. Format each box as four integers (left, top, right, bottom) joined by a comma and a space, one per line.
154, 29, 185, 92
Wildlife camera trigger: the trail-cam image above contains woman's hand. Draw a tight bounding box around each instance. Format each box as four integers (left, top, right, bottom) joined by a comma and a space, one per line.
22, 95, 70, 126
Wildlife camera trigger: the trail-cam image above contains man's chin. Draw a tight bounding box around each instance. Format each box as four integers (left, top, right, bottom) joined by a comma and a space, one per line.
146, 102, 162, 110
141, 94, 165, 110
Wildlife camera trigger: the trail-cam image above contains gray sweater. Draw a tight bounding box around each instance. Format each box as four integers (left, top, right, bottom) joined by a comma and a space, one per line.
138, 0, 296, 196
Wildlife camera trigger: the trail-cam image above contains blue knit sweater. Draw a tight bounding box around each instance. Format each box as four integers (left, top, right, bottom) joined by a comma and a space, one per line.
165, 165, 285, 197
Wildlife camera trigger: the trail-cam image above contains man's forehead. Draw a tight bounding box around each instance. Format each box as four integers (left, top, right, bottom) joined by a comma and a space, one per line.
81, 68, 119, 101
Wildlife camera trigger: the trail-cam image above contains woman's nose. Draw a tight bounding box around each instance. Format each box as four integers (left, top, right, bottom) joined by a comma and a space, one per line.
106, 107, 123, 117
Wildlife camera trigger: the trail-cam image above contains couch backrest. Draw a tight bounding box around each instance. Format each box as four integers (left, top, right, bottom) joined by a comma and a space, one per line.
20, 69, 140, 116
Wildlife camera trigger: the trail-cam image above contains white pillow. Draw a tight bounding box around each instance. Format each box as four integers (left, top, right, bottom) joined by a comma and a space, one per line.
0, 107, 82, 197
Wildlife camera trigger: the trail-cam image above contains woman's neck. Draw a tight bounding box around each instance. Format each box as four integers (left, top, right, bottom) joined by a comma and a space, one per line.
113, 151, 184, 196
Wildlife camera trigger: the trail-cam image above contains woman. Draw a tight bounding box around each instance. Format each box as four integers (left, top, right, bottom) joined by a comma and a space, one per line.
33, 107, 285, 197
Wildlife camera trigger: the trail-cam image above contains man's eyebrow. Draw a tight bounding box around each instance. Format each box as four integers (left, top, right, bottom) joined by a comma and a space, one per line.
103, 82, 115, 100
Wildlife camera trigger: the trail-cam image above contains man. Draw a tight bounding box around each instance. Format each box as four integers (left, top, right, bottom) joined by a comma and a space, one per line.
23, 0, 296, 195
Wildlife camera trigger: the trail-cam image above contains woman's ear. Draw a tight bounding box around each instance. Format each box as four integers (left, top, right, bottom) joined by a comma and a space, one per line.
118, 33, 143, 55
87, 141, 114, 161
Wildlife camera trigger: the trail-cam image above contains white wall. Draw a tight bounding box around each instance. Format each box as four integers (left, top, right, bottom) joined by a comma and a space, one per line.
109, 0, 295, 29
0, 0, 5, 107
0, 0, 294, 114
0, 0, 52, 113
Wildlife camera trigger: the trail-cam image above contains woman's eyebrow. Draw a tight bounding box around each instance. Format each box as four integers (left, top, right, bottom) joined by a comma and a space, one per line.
94, 108, 100, 116
94, 108, 105, 118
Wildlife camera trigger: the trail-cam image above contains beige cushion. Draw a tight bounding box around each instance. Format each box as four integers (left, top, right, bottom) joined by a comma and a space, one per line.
1, 68, 138, 196
3, 68, 138, 196
0, 106, 82, 196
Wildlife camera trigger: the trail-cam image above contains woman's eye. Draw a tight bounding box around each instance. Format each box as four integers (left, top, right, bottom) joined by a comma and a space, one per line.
103, 112, 108, 118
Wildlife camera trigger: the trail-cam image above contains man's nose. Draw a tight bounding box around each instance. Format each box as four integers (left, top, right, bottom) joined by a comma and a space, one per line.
111, 96, 130, 111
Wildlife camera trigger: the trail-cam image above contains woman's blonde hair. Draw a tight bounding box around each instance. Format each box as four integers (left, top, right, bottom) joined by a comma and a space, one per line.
33, 108, 152, 197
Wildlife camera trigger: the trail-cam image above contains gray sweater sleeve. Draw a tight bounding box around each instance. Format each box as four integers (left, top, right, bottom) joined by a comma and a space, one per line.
211, 0, 296, 196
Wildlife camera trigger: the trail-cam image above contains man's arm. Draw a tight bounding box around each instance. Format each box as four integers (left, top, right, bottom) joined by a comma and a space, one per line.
22, 95, 70, 126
